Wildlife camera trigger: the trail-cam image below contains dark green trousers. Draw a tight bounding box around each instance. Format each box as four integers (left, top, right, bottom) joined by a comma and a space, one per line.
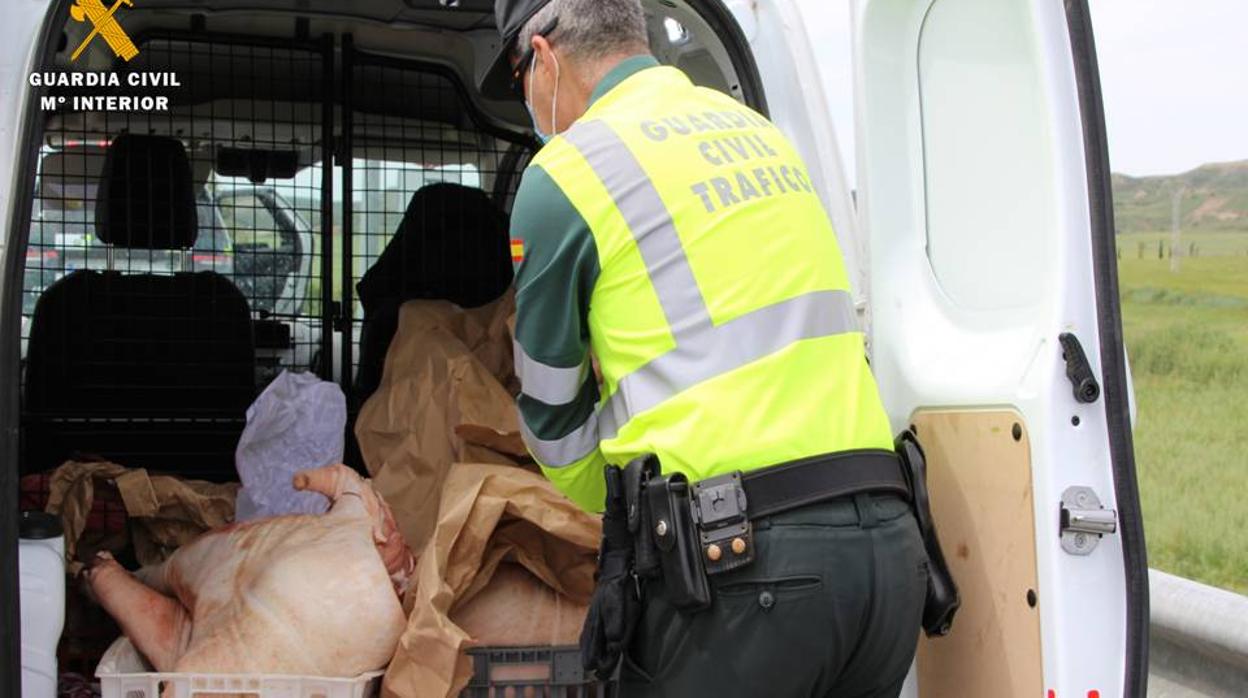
618, 492, 928, 698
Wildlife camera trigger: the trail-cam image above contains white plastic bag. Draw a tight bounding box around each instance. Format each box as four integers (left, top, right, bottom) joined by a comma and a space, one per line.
234, 371, 346, 521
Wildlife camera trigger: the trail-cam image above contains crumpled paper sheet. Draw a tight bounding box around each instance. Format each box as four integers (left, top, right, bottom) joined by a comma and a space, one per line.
354, 291, 602, 696
355, 291, 522, 554
454, 424, 537, 473
382, 463, 601, 698
43, 460, 238, 574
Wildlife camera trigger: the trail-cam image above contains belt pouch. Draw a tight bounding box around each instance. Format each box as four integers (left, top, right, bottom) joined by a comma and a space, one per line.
645, 473, 711, 611
625, 456, 661, 578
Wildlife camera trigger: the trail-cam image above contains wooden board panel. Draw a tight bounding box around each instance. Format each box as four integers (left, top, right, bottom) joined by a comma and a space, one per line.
914, 409, 1044, 698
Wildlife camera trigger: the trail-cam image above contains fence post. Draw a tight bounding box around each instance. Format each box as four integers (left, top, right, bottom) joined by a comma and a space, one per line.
1170, 187, 1184, 273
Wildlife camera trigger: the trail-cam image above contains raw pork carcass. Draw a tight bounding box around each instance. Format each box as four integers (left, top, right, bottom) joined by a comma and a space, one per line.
450, 563, 587, 646
85, 464, 415, 677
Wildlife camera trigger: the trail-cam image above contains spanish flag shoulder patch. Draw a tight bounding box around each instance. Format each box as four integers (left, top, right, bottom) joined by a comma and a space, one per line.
510, 238, 525, 263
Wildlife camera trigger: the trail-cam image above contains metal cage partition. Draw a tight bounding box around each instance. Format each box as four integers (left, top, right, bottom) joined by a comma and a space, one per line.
19, 32, 335, 480
341, 37, 533, 413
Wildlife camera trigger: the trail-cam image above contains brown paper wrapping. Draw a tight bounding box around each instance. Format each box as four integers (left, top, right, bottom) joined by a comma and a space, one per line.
453, 424, 533, 467
43, 460, 238, 574
355, 292, 521, 554
382, 463, 600, 698
355, 293, 601, 697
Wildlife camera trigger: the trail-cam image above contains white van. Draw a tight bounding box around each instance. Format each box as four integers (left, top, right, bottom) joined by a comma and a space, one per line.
0, 1, 1148, 696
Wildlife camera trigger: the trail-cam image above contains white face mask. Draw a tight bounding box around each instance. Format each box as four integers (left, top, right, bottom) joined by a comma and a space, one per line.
525, 51, 560, 144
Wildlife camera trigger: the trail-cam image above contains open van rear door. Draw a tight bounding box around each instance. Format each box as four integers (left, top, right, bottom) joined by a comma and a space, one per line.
2, 2, 64, 696
853, 0, 1148, 696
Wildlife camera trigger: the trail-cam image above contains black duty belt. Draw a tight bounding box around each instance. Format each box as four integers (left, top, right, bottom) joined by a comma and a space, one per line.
624, 449, 913, 611
736, 449, 911, 520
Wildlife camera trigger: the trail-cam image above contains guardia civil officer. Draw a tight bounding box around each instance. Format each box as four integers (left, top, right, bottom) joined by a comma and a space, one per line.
480, 1, 931, 695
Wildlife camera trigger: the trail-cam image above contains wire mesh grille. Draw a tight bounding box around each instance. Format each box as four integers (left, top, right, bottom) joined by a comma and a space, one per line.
17, 31, 534, 476
19, 34, 333, 478
344, 44, 531, 406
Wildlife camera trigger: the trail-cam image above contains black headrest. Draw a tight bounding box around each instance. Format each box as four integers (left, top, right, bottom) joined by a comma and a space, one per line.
95, 134, 198, 249
356, 182, 512, 314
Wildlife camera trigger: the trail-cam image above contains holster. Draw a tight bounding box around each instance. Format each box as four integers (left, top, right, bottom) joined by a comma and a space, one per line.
629, 457, 749, 613
643, 472, 712, 612
895, 430, 961, 637
624, 455, 661, 579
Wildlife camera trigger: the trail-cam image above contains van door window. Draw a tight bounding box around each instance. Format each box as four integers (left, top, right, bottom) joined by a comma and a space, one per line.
216, 191, 297, 315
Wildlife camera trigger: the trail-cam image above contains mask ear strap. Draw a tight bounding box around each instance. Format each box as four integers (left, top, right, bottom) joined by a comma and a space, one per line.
527, 53, 537, 110
550, 54, 560, 135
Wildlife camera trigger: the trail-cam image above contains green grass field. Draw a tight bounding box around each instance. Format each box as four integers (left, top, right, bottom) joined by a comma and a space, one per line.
1117, 231, 1248, 594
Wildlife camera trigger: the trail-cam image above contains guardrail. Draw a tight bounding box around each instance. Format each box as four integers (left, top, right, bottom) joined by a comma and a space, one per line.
1148, 568, 1248, 697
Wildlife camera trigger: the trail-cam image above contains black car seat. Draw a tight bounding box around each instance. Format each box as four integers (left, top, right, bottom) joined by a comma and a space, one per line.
24, 134, 255, 479
353, 182, 512, 404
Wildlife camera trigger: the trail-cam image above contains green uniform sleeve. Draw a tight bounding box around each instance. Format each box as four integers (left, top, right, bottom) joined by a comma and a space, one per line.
511, 163, 608, 512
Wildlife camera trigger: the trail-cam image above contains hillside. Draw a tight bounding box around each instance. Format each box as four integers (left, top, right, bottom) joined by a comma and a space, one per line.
1113, 160, 1248, 234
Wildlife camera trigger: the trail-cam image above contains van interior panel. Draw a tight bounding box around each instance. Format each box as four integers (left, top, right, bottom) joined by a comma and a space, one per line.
912, 409, 1044, 698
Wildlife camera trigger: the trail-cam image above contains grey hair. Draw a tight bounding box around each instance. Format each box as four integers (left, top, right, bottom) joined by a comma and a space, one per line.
515, 0, 650, 63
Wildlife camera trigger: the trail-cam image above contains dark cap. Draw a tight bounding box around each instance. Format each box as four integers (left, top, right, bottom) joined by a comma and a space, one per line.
478, 0, 553, 101
20, 511, 63, 541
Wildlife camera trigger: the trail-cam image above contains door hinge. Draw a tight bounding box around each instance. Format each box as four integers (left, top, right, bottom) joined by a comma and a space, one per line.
1060, 486, 1117, 555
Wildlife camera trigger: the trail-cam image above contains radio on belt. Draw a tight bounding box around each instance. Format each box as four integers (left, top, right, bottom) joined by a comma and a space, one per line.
689, 471, 755, 575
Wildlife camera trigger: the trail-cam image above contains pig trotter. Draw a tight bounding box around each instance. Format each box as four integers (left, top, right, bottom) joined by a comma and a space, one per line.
85, 551, 192, 672
293, 464, 417, 595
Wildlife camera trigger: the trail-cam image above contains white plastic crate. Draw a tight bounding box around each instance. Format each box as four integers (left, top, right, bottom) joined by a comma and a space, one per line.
97, 637, 384, 698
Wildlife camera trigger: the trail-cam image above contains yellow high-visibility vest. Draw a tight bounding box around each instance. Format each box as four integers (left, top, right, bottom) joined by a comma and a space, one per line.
521, 65, 894, 509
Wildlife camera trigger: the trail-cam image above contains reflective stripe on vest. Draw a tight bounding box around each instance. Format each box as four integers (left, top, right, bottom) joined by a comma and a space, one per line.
514, 341, 589, 407
563, 120, 713, 335
524, 118, 860, 468
596, 288, 857, 440
519, 401, 601, 465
